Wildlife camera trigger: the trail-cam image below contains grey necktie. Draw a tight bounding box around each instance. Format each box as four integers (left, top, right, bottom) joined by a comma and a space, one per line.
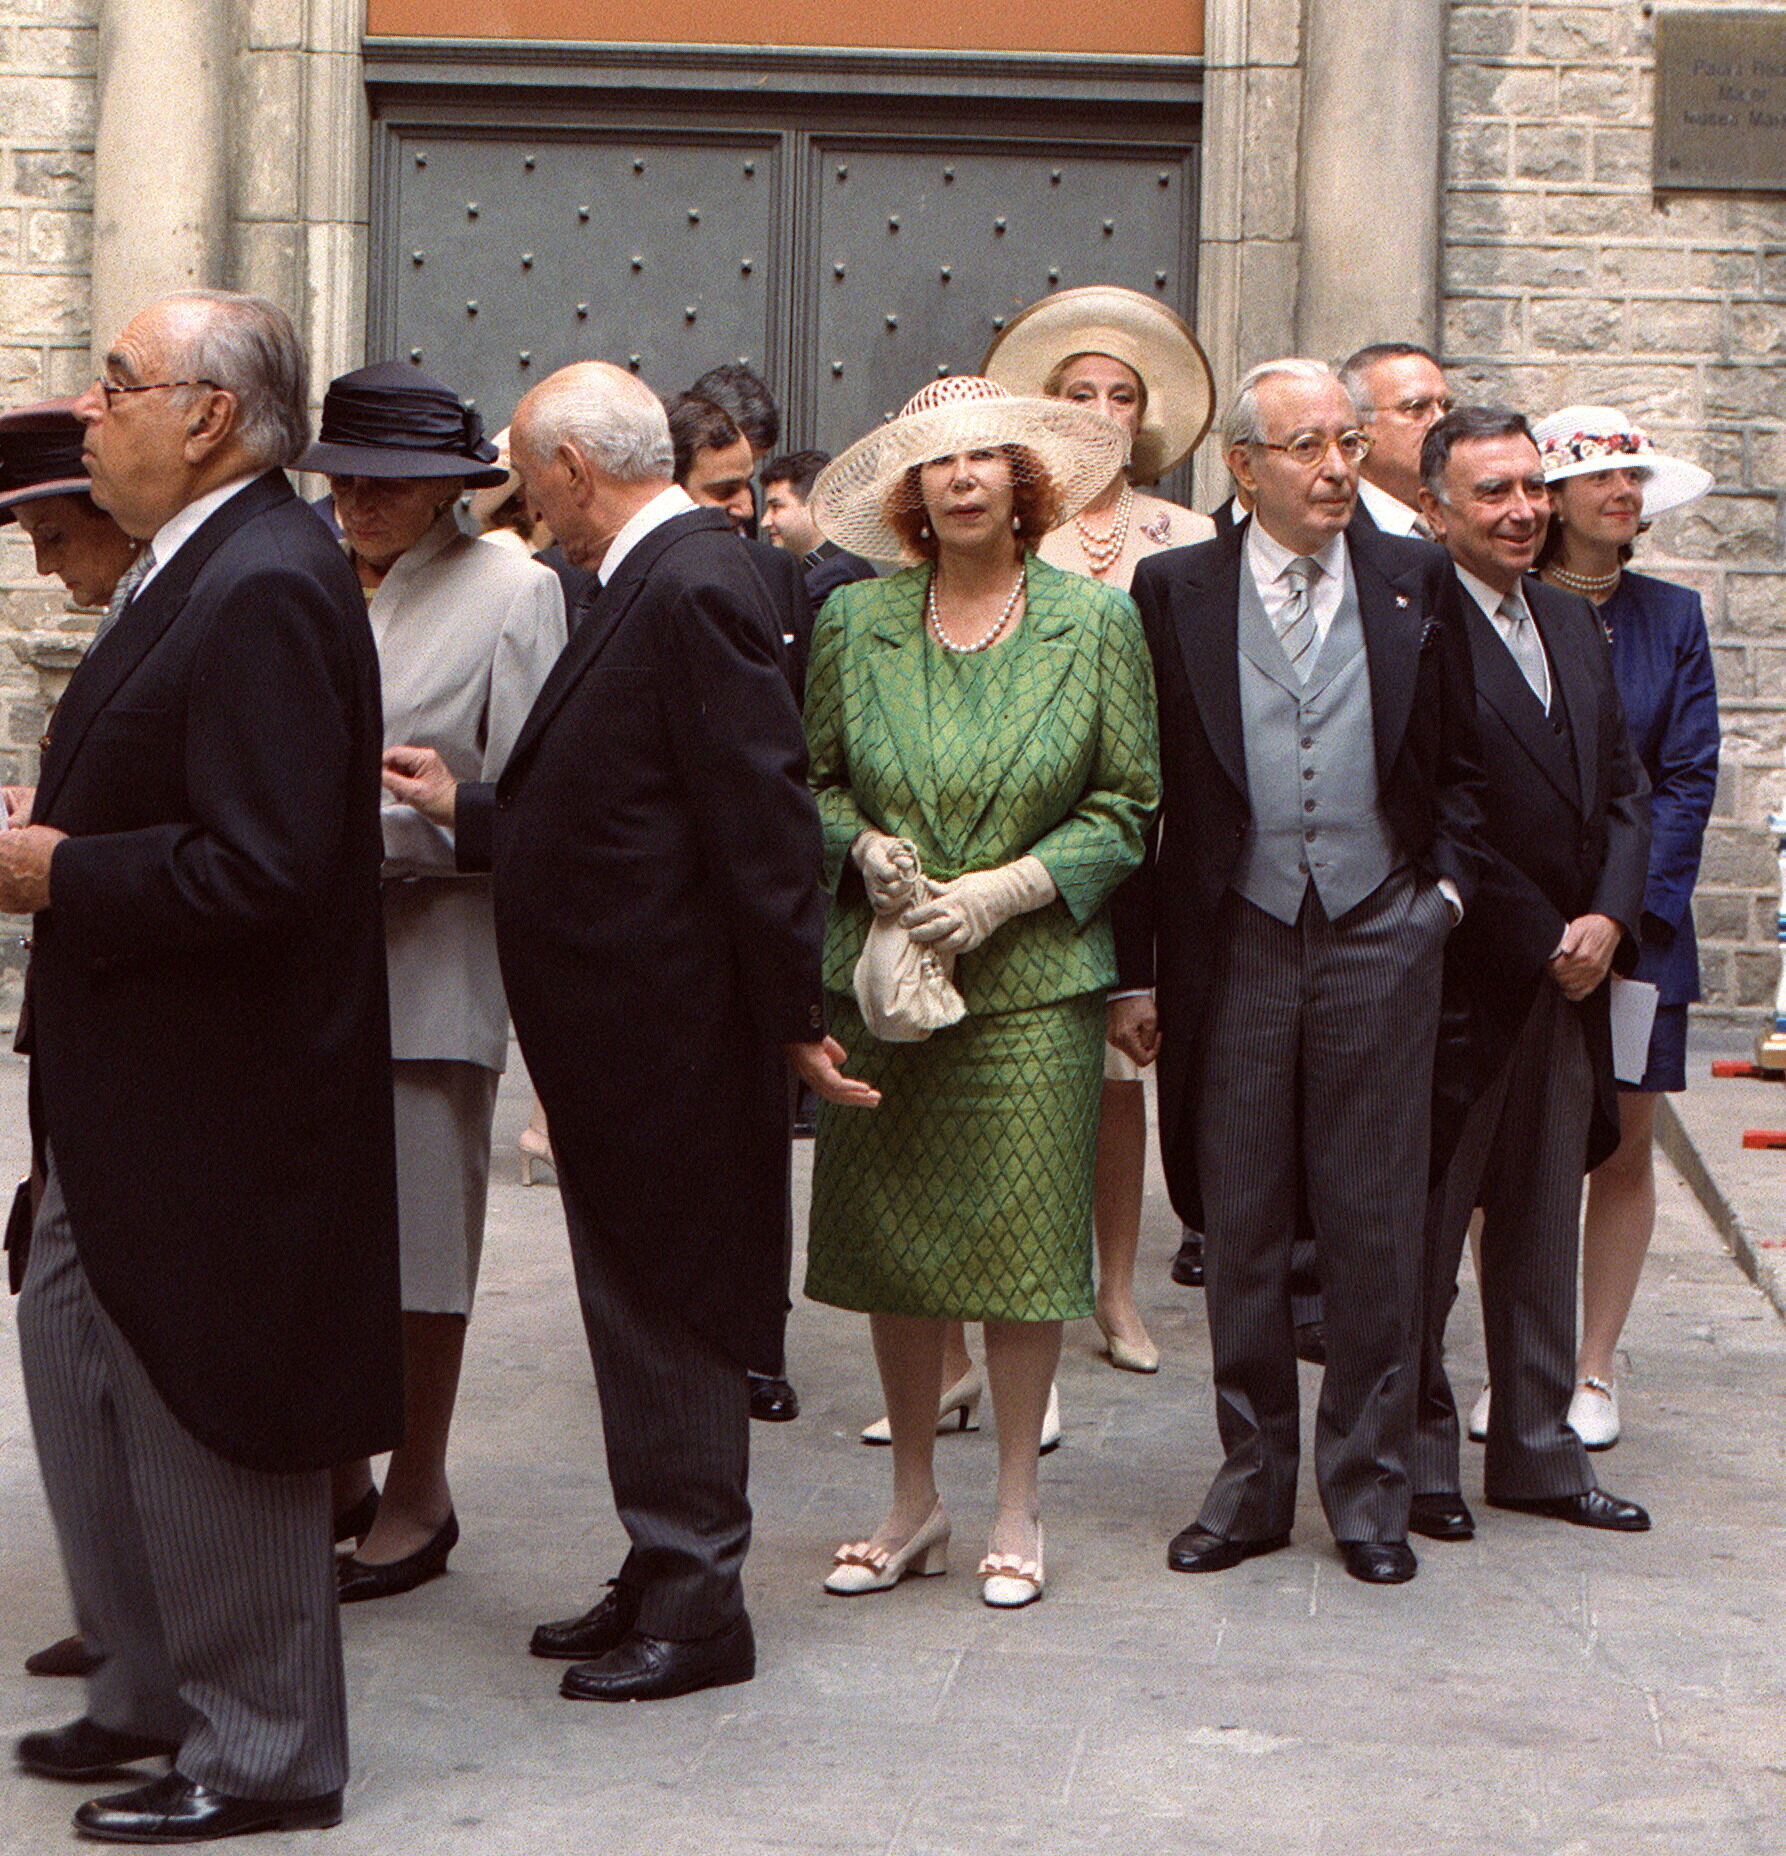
1274, 555, 1319, 683
1498, 592, 1549, 707
93, 545, 154, 644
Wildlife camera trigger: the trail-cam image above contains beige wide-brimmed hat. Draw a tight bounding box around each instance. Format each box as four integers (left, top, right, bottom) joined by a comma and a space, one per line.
981, 285, 1216, 481
1530, 405, 1713, 518
810, 375, 1127, 563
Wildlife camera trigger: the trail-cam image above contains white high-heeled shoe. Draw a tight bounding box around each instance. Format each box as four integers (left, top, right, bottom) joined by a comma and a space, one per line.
823, 1500, 951, 1595
1566, 1376, 1620, 1450
1094, 1309, 1160, 1374
979, 1523, 1045, 1609
860, 1366, 984, 1444
1468, 1381, 1491, 1443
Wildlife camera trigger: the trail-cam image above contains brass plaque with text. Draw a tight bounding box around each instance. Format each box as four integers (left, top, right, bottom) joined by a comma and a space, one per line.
1655, 8, 1786, 192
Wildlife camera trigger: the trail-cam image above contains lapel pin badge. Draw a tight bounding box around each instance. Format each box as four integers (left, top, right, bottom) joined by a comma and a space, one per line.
1395, 594, 1410, 609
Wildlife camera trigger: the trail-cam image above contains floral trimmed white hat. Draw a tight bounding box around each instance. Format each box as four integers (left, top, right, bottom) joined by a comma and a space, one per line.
1530, 405, 1713, 518
810, 375, 1127, 563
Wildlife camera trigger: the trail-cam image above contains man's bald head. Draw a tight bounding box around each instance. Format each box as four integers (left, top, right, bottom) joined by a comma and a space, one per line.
513, 362, 674, 485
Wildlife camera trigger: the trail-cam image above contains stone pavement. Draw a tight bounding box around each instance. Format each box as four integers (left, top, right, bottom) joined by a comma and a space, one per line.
3, 1042, 1785, 1856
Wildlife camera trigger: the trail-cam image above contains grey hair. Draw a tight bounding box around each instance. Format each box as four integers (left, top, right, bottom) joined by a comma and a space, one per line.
1419, 405, 1535, 504
513, 362, 674, 483
157, 290, 309, 469
1337, 341, 1443, 411
1222, 357, 1366, 451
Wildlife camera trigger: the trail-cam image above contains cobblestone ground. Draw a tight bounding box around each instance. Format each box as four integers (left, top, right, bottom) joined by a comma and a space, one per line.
3, 1046, 1784, 1855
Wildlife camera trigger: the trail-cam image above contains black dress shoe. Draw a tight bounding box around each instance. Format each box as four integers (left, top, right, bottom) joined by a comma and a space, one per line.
1166, 1524, 1291, 1574
72, 1771, 341, 1842
1169, 1229, 1205, 1288
560, 1615, 755, 1702
1487, 1487, 1651, 1531
25, 1632, 102, 1678
1408, 1493, 1475, 1541
1293, 1321, 1327, 1366
336, 1510, 458, 1603
16, 1717, 179, 1781
1339, 1540, 1418, 1584
530, 1580, 642, 1660
748, 1375, 800, 1422
331, 1487, 379, 1546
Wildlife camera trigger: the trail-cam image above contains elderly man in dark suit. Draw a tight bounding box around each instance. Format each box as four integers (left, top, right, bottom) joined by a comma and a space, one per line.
1411, 407, 1652, 1539
5, 289, 401, 1842
1110, 357, 1483, 1586
384, 360, 875, 1703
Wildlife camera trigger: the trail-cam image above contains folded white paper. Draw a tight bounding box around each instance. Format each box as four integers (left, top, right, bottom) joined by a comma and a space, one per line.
1610, 976, 1660, 1086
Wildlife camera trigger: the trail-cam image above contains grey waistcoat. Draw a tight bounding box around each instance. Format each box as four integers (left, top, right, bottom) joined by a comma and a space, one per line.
1232, 555, 1404, 925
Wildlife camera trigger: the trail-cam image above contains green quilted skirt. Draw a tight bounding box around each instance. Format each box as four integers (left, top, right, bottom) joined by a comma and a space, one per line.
805, 991, 1104, 1322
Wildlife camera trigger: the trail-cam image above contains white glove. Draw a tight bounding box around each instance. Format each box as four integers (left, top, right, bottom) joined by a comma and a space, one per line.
901, 855, 1057, 955
852, 829, 921, 916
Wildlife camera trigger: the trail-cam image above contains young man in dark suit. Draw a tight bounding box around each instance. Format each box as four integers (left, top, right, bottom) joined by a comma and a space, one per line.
759, 449, 879, 607
1109, 358, 1484, 1586
6, 290, 401, 1842
384, 361, 875, 1703
1413, 407, 1652, 1539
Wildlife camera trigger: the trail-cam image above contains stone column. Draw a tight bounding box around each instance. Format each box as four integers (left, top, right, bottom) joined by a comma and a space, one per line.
1294, 0, 1445, 360
89, 0, 231, 362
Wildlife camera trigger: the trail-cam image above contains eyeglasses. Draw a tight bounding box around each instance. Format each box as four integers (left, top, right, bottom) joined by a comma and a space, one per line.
93, 376, 219, 408
1372, 394, 1455, 421
1256, 430, 1373, 468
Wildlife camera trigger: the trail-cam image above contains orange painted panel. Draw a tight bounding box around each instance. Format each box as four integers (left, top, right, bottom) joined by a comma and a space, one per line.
365, 0, 1202, 58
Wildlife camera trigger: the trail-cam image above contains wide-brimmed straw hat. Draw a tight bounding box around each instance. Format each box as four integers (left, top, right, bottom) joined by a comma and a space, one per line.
300, 361, 508, 486
810, 376, 1127, 562
1530, 405, 1712, 518
0, 399, 91, 524
467, 425, 524, 529
981, 285, 1215, 481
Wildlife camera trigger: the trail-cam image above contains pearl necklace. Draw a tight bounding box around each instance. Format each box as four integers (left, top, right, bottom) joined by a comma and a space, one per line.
1072, 483, 1134, 576
927, 568, 1025, 655
1549, 561, 1621, 602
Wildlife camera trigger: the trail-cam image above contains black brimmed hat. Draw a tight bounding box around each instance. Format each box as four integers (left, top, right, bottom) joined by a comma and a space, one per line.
300, 361, 507, 486
0, 398, 91, 524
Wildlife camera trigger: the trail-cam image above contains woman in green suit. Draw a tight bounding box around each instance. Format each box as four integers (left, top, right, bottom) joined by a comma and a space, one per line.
803, 377, 1159, 1608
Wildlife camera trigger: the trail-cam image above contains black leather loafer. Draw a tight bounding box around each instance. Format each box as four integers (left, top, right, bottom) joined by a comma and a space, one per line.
25, 1633, 102, 1679
1487, 1488, 1651, 1532
1292, 1321, 1327, 1366
560, 1615, 755, 1702
748, 1375, 800, 1423
1166, 1525, 1291, 1574
530, 1579, 641, 1660
336, 1511, 458, 1603
1408, 1493, 1475, 1541
72, 1772, 341, 1842
331, 1487, 379, 1546
16, 1718, 179, 1782
1339, 1540, 1418, 1584
1169, 1230, 1205, 1288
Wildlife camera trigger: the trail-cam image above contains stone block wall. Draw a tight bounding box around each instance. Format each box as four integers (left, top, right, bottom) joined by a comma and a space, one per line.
1443, 0, 1786, 1020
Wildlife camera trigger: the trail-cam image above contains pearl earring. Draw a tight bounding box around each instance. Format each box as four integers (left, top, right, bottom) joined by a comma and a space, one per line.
1011, 515, 1022, 532
919, 522, 931, 539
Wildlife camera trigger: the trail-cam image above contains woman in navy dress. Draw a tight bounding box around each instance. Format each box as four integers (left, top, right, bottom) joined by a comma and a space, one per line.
1533, 405, 1718, 1451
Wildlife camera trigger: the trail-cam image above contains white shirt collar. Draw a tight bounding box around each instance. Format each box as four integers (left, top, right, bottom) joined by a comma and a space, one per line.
1454, 563, 1526, 624
1357, 476, 1424, 537
598, 483, 697, 585
1245, 515, 1348, 587
134, 472, 264, 596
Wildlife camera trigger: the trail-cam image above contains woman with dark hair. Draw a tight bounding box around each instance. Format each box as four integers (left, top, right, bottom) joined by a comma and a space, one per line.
1530, 404, 1718, 1452
801, 377, 1158, 1607
303, 364, 566, 1598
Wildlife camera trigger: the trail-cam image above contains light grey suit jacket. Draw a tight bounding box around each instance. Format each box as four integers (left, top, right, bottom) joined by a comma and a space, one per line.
374, 517, 566, 1068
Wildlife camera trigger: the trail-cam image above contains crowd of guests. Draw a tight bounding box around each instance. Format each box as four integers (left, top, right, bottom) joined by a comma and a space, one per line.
0, 279, 1718, 1841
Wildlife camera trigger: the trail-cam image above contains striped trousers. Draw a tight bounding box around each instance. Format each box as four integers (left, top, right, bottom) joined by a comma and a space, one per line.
1414, 980, 1596, 1502
559, 1166, 753, 1641
17, 1158, 348, 1800
1191, 870, 1450, 1544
